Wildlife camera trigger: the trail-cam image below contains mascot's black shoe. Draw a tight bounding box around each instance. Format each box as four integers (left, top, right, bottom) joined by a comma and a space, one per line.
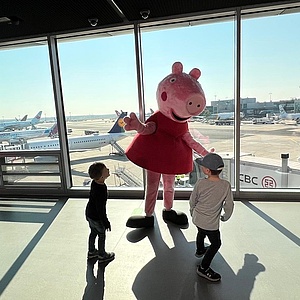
126, 215, 154, 228
162, 209, 188, 226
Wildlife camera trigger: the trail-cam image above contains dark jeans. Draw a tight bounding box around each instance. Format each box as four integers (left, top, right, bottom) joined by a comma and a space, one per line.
196, 227, 221, 270
87, 217, 106, 256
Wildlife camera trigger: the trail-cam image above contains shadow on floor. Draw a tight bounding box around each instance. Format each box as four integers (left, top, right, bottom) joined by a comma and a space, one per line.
0, 199, 67, 296
126, 218, 265, 300
82, 258, 114, 300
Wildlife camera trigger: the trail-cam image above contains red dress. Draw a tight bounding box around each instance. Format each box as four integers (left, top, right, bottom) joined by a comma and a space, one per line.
125, 111, 193, 174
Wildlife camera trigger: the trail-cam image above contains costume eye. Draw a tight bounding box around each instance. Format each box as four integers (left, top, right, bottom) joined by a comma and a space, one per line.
170, 77, 176, 83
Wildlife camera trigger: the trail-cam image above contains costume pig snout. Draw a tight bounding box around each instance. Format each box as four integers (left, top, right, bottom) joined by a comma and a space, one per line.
186, 94, 206, 115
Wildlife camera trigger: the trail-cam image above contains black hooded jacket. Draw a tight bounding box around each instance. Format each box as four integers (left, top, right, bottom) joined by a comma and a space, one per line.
85, 180, 110, 228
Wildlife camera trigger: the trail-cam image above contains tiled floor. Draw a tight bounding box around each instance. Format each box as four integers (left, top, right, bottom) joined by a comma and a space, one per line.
0, 198, 299, 300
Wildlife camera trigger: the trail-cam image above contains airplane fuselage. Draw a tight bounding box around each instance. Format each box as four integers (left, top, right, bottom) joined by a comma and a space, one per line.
1, 111, 127, 153
0, 111, 42, 132
0, 120, 35, 131
216, 112, 244, 120
24, 133, 127, 151
0, 128, 50, 143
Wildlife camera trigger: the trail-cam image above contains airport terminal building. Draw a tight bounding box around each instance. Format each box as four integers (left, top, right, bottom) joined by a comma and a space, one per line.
209, 97, 300, 118
0, 1, 299, 299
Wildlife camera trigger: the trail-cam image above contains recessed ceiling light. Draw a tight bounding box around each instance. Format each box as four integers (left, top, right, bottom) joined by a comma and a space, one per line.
0, 16, 21, 25
0, 17, 12, 23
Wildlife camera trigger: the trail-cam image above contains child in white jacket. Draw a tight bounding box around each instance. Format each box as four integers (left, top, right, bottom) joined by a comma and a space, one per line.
189, 153, 234, 282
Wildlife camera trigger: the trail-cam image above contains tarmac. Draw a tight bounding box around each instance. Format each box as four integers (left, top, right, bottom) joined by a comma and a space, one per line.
64, 119, 300, 187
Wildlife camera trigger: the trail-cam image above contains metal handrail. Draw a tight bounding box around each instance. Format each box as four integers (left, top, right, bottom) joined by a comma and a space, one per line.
0, 150, 66, 193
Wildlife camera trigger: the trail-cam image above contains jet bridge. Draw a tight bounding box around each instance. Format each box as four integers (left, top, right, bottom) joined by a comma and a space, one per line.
113, 166, 143, 187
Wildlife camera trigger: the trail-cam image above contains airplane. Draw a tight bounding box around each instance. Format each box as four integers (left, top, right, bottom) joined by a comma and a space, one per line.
189, 115, 205, 122
213, 111, 244, 125
21, 111, 128, 154
0, 123, 57, 144
278, 105, 300, 123
0, 111, 43, 131
216, 111, 244, 120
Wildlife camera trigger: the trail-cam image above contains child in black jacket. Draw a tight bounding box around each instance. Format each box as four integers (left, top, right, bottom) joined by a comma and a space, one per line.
85, 162, 115, 263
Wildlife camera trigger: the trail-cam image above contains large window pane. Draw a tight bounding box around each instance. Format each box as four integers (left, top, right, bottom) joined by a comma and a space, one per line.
57, 32, 142, 187
0, 45, 55, 130
0, 44, 58, 187
141, 18, 235, 187
241, 12, 300, 189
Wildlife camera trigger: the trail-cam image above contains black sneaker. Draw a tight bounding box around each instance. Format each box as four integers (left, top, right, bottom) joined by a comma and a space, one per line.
87, 249, 99, 259
197, 266, 221, 282
195, 246, 209, 258
98, 252, 115, 263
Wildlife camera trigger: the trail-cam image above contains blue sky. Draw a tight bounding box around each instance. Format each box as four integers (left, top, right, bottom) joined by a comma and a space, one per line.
0, 12, 299, 119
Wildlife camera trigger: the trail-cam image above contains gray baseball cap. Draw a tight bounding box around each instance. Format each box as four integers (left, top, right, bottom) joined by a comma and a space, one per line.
196, 153, 224, 171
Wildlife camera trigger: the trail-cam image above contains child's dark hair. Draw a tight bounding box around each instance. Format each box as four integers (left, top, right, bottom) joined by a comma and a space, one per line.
88, 162, 105, 180
210, 169, 222, 176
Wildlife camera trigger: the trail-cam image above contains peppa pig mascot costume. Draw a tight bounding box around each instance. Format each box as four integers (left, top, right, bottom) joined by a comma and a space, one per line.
124, 62, 212, 228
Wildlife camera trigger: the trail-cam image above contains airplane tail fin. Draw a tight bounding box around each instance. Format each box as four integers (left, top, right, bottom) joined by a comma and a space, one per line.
15, 114, 28, 121
31, 111, 43, 125
278, 105, 287, 117
115, 110, 124, 117
108, 111, 127, 134
21, 114, 28, 121
48, 123, 58, 137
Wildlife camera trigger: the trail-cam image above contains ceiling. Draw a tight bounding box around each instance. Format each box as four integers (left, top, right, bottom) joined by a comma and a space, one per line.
0, 0, 297, 42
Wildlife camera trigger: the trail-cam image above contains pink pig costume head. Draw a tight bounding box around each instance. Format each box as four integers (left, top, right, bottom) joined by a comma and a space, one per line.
156, 61, 206, 123
125, 61, 211, 228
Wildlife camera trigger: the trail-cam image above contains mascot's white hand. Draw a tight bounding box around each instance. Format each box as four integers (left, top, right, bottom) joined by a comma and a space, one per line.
124, 112, 145, 132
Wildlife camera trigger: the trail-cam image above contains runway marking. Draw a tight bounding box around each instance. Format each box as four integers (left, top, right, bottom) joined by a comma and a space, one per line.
290, 138, 300, 145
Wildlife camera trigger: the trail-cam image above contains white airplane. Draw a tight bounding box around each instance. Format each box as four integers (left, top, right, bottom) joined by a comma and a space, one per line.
216, 111, 244, 120
0, 123, 57, 144
189, 115, 205, 122
0, 111, 43, 131
22, 111, 128, 154
213, 111, 244, 125
279, 105, 300, 123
